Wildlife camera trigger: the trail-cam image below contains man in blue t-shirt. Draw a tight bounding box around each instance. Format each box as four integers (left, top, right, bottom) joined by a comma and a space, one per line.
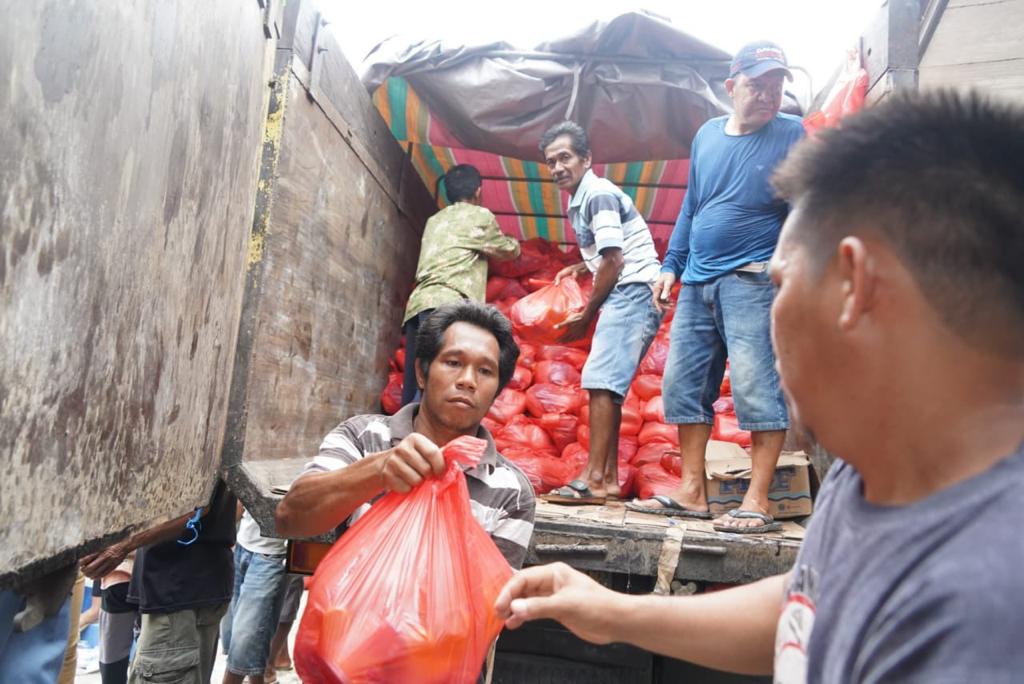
628, 41, 804, 533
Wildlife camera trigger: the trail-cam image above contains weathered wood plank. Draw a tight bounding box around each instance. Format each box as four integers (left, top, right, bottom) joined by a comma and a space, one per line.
920, 59, 1024, 102
920, 0, 1024, 68
0, 0, 271, 583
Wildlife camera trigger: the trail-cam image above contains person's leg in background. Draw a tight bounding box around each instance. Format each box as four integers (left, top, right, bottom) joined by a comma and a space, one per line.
266, 574, 304, 678
129, 608, 210, 684
0, 572, 75, 684
400, 309, 435, 407
572, 284, 661, 500
632, 280, 723, 514
98, 581, 137, 684
221, 549, 287, 684
715, 270, 789, 531
198, 602, 229, 683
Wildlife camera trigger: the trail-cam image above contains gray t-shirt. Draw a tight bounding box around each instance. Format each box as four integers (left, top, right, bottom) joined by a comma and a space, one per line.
774, 443, 1024, 683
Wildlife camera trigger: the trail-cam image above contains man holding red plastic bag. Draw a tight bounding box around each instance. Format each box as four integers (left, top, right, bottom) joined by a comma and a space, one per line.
275, 302, 536, 682
538, 121, 663, 504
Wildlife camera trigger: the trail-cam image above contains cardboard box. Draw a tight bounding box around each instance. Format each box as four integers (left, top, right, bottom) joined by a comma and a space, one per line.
704, 441, 812, 519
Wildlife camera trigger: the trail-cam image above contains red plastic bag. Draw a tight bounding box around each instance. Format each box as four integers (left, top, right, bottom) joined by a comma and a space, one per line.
712, 412, 752, 449
639, 333, 670, 375
509, 278, 585, 345
507, 365, 533, 391
538, 456, 579, 492
617, 435, 639, 464
804, 51, 868, 134
533, 360, 582, 387
638, 421, 679, 446
498, 448, 545, 492
489, 239, 550, 278
517, 342, 538, 369
525, 383, 585, 417
537, 345, 589, 371
389, 347, 406, 373
295, 436, 512, 684
620, 403, 642, 436
720, 368, 731, 397
632, 442, 677, 467
618, 463, 637, 499
631, 374, 663, 401
381, 373, 403, 415
575, 427, 638, 460
660, 451, 682, 477
489, 298, 516, 319
480, 416, 504, 436
486, 389, 527, 424
712, 396, 734, 415
642, 396, 665, 423
486, 276, 528, 302
539, 413, 579, 453
495, 415, 556, 455
634, 463, 682, 501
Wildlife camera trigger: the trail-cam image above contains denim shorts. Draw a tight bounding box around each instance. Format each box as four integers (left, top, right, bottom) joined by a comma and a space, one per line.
662, 270, 789, 431
581, 282, 662, 403
220, 546, 288, 676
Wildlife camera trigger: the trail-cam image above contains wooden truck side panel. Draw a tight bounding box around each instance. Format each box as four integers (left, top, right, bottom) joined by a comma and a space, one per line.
221, 0, 436, 530
0, 1, 273, 584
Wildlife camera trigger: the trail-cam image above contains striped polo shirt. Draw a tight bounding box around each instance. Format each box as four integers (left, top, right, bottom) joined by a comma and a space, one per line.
567, 169, 662, 286
301, 403, 536, 569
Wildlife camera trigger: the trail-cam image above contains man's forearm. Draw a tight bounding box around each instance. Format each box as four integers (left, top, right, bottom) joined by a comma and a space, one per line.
125, 511, 200, 552
584, 254, 623, 318
610, 574, 785, 674
275, 454, 386, 538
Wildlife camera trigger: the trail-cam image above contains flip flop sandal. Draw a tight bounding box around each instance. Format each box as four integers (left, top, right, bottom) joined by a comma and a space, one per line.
713, 508, 783, 534
540, 479, 606, 505
624, 495, 712, 519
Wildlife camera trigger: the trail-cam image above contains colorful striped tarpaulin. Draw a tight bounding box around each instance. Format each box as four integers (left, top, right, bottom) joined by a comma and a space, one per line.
372, 77, 689, 250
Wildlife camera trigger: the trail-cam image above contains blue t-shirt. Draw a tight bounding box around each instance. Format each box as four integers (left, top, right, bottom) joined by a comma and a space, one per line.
775, 443, 1024, 683
662, 113, 804, 284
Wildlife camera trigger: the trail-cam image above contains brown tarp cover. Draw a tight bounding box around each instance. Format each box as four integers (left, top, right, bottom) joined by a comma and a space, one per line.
361, 11, 733, 163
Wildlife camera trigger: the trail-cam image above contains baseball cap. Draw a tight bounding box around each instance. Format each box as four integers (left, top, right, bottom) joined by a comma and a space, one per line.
730, 40, 793, 81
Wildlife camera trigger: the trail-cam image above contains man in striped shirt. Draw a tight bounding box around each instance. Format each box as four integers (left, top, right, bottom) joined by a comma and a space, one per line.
540, 121, 663, 504
275, 301, 536, 568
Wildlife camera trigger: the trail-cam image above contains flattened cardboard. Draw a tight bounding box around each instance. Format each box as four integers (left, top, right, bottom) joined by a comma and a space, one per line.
704, 441, 813, 519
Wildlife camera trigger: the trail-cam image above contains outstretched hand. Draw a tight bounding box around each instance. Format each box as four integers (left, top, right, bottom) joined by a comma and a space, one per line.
494, 562, 623, 645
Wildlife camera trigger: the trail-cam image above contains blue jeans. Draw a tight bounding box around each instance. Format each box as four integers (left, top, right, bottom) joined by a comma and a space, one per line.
0, 589, 72, 683
581, 282, 662, 402
220, 546, 287, 676
662, 270, 789, 431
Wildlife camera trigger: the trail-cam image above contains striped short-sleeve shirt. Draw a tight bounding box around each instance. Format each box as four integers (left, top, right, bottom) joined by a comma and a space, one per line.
567, 169, 662, 285
300, 403, 536, 569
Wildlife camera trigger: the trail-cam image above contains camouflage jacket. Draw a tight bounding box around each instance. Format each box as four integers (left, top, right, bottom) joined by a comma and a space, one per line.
403, 202, 519, 323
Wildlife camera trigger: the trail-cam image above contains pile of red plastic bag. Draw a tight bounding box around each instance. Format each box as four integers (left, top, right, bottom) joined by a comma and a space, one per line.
381, 238, 752, 499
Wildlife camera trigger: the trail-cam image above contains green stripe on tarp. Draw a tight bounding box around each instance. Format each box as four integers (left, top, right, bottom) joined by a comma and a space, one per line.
622, 162, 643, 203
521, 161, 550, 240
421, 144, 447, 189
387, 78, 408, 141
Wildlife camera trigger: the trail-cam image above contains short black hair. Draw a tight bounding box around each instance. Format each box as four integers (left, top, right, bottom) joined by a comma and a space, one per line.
539, 121, 590, 159
772, 90, 1024, 357
442, 164, 482, 203
415, 301, 520, 392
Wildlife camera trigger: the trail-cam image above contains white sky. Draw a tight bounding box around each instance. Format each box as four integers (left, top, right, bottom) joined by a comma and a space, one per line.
321, 0, 884, 99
